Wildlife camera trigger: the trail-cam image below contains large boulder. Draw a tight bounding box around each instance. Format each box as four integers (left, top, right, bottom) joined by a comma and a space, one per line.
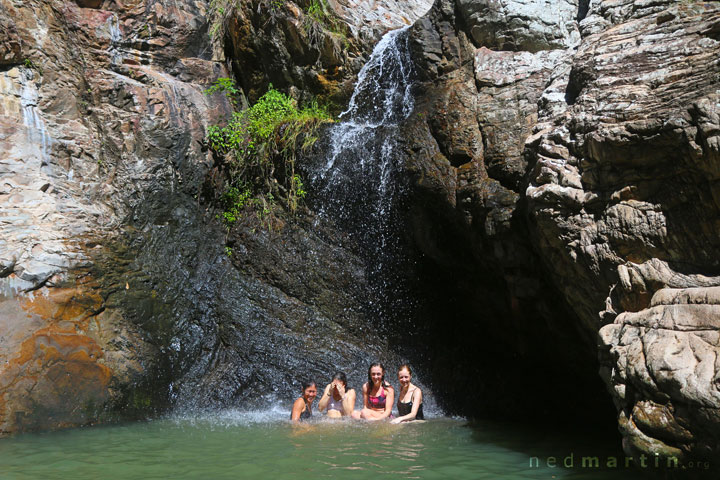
406, 0, 720, 464
524, 0, 720, 463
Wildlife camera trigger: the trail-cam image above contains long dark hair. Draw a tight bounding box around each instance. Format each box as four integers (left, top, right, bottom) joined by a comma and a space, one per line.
301, 380, 316, 392
367, 363, 392, 389
332, 371, 348, 388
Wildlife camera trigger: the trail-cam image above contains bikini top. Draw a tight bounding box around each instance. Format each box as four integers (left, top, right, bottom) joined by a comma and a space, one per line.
327, 394, 344, 413
368, 385, 387, 410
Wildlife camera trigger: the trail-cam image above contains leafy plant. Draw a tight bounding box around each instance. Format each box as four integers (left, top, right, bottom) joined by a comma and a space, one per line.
219, 184, 252, 226
23, 58, 43, 75
307, 0, 323, 20
206, 81, 333, 228
205, 77, 242, 106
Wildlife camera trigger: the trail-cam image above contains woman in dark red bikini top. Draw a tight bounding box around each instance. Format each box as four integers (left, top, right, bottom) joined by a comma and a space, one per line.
352, 362, 394, 421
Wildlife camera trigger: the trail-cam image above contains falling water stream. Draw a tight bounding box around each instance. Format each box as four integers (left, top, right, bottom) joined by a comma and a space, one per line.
0, 28, 649, 479
309, 26, 418, 332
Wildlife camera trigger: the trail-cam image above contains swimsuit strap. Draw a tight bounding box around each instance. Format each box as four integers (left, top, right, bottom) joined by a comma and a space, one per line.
305, 399, 312, 414
370, 384, 385, 398
399, 387, 415, 403
408, 387, 417, 402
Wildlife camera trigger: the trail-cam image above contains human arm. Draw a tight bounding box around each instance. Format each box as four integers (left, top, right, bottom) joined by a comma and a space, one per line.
291, 398, 305, 422
342, 388, 356, 416
390, 388, 422, 424
381, 385, 395, 420
317, 383, 333, 412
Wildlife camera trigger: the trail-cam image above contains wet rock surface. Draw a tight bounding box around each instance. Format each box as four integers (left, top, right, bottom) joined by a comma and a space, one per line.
402, 0, 720, 464
2, 0, 720, 468
0, 0, 420, 434
0, 0, 229, 433
217, 0, 432, 105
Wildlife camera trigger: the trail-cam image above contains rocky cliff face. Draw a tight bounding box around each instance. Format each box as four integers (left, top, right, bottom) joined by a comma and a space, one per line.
0, 0, 430, 434
403, 0, 720, 464
3, 0, 720, 468
0, 0, 225, 432
530, 0, 720, 462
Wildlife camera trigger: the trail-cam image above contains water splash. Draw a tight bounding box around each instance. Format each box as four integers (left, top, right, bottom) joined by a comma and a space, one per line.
318, 26, 414, 183
309, 26, 416, 328
168, 403, 445, 428
339, 26, 415, 124
313, 26, 414, 220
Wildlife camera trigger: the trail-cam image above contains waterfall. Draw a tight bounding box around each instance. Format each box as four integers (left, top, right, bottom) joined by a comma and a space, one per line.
310, 26, 416, 326
107, 13, 123, 65
20, 69, 50, 160
316, 26, 414, 208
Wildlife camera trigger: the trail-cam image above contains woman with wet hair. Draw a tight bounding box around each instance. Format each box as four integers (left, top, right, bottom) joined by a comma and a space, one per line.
318, 371, 356, 418
291, 380, 317, 422
390, 364, 424, 423
353, 362, 394, 421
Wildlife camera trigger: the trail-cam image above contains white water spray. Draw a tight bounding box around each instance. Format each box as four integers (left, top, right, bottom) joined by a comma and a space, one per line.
308, 26, 418, 327
107, 13, 123, 65
20, 69, 50, 159
315, 26, 415, 218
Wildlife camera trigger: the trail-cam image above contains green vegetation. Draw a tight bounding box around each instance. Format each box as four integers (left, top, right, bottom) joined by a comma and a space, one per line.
303, 0, 348, 37
208, 0, 239, 42
204, 77, 241, 105
23, 58, 43, 75
205, 80, 333, 230
268, 0, 285, 11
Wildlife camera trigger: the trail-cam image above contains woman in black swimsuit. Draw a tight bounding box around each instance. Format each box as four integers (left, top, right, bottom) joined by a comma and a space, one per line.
291, 380, 317, 422
390, 365, 424, 423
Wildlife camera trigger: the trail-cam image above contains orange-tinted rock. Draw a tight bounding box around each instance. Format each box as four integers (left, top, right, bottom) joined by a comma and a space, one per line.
0, 275, 149, 435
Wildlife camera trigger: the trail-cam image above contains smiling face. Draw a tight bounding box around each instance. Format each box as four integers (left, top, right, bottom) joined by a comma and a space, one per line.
398, 368, 411, 388
303, 384, 317, 402
370, 366, 384, 386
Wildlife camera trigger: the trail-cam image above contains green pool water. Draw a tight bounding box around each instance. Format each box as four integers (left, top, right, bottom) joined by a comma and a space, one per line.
0, 410, 648, 479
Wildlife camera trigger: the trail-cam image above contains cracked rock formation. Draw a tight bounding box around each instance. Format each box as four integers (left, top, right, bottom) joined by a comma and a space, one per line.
3, 0, 720, 468
526, 0, 720, 462
404, 0, 720, 464
0, 0, 430, 435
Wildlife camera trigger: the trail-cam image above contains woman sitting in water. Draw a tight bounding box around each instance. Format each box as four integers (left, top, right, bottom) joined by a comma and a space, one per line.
390, 364, 424, 423
353, 362, 394, 421
318, 372, 356, 418
291, 380, 317, 422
